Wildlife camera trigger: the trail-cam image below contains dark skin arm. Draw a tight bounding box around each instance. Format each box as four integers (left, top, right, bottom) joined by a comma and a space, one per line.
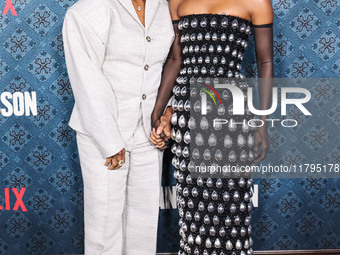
149, 0, 183, 149
249, 0, 274, 162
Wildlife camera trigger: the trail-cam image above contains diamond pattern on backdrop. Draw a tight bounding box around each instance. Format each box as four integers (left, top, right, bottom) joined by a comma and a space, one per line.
0, 0, 339, 254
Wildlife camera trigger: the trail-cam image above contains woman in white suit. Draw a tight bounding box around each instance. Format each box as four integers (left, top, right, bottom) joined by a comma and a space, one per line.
62, 0, 175, 254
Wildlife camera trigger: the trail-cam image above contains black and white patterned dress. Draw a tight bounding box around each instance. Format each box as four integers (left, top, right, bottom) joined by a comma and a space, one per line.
170, 14, 255, 255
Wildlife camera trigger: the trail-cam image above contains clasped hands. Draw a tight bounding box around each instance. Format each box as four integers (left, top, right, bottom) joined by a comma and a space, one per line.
148, 106, 270, 162
104, 107, 173, 170
149, 107, 173, 150
104, 108, 270, 170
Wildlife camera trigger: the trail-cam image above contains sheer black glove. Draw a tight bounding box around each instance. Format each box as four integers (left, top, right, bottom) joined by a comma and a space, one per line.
150, 21, 182, 149
252, 24, 274, 162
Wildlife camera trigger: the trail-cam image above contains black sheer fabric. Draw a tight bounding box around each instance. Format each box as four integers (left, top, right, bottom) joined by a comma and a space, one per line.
153, 13, 274, 254
252, 24, 274, 157
151, 21, 182, 143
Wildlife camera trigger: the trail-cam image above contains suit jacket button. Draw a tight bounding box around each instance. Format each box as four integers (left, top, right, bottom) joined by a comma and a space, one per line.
146, 36, 151, 42
144, 64, 149, 71
142, 94, 147, 100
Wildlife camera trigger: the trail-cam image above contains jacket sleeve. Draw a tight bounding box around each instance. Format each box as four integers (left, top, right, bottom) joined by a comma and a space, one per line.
62, 9, 125, 158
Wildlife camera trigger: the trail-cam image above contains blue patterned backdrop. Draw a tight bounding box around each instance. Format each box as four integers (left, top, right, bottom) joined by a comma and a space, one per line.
0, 0, 339, 254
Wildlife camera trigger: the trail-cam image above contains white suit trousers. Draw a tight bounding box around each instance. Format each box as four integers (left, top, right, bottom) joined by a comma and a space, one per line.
76, 109, 163, 255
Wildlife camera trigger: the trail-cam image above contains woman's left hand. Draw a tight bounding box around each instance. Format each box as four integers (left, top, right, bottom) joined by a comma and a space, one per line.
253, 125, 270, 162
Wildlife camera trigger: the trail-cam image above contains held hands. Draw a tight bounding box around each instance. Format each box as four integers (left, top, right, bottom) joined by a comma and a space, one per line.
104, 148, 125, 170
149, 107, 172, 150
253, 125, 270, 162
149, 107, 270, 160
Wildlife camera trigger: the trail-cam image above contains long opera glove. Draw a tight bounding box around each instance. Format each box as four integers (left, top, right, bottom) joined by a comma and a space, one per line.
252, 23, 274, 161
151, 21, 182, 149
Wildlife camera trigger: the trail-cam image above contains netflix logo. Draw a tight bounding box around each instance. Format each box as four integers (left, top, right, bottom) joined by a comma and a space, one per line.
0, 188, 27, 212
2, 0, 17, 16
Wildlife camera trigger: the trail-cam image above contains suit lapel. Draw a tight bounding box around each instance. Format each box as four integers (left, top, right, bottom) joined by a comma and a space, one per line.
117, 0, 144, 29
145, 0, 160, 30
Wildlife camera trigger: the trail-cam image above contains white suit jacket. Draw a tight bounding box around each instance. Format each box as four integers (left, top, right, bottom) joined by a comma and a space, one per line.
62, 0, 175, 158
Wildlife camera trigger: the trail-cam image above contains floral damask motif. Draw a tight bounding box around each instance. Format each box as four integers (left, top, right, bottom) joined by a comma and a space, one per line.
318, 36, 336, 54
50, 72, 73, 102
8, 76, 27, 92
303, 125, 330, 151
312, 30, 340, 61
273, 33, 294, 64
48, 208, 77, 234
49, 119, 74, 148
309, 129, 328, 146
33, 11, 51, 29
56, 126, 73, 143
299, 178, 328, 196
272, 0, 298, 17
35, 104, 51, 121
254, 214, 279, 241
324, 193, 339, 209
306, 178, 322, 191
274, 40, 288, 56
49, 165, 78, 193
289, 8, 321, 40
320, 0, 338, 7
25, 231, 55, 253
26, 144, 55, 172
319, 188, 340, 214
28, 51, 58, 81
3, 212, 32, 239
32, 150, 51, 167
12, 0, 33, 13
275, 191, 304, 219
296, 15, 314, 33
10, 35, 27, 53
50, 32, 64, 56
274, 0, 291, 9
2, 123, 32, 152
71, 187, 84, 210
281, 147, 307, 165
10, 174, 27, 189
26, 5, 58, 36
314, 0, 340, 15
286, 55, 316, 77
314, 84, 332, 100
295, 211, 323, 237
8, 129, 26, 146
34, 57, 52, 74
318, 232, 338, 248
260, 179, 277, 194
272, 234, 299, 250
27, 188, 55, 216
29, 97, 57, 128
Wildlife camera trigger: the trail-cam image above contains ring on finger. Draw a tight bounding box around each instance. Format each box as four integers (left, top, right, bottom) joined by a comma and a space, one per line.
118, 160, 124, 167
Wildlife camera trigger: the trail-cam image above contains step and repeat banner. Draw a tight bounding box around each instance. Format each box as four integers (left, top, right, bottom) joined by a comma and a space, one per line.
0, 0, 339, 254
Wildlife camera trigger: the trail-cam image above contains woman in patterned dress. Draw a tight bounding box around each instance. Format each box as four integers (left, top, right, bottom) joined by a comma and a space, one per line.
150, 0, 274, 254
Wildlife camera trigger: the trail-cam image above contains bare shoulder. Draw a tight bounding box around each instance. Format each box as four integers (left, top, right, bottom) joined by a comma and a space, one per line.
169, 0, 184, 20
247, 0, 273, 25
